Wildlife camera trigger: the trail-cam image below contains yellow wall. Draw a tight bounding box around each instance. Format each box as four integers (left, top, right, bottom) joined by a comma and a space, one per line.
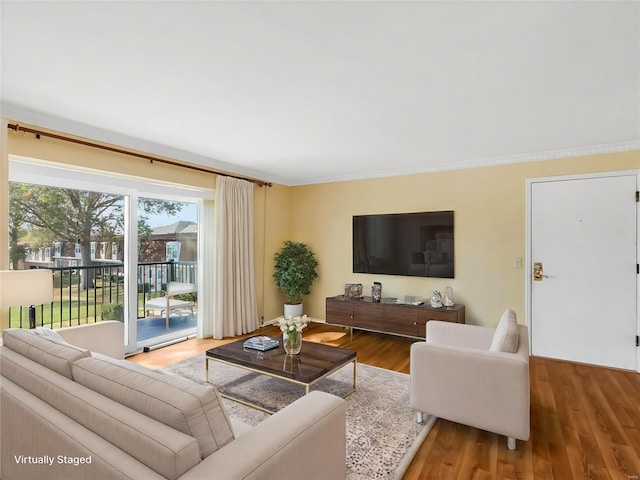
261, 183, 292, 321
6, 126, 214, 190
291, 151, 639, 326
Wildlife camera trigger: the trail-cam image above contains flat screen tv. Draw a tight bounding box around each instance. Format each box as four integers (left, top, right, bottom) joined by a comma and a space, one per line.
353, 211, 454, 278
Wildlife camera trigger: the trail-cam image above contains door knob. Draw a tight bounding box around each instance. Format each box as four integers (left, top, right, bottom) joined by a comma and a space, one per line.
533, 262, 549, 281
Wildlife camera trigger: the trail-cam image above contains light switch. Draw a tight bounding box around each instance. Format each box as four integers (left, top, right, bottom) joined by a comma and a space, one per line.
513, 257, 522, 269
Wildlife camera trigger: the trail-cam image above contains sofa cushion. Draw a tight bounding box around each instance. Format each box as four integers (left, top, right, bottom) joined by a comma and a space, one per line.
1, 346, 201, 479
2, 328, 90, 379
2, 376, 167, 480
489, 309, 519, 353
72, 356, 235, 459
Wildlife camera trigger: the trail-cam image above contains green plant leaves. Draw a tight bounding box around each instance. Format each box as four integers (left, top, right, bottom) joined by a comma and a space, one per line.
273, 241, 319, 304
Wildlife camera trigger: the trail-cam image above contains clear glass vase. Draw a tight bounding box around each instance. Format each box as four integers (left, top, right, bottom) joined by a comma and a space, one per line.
283, 329, 302, 355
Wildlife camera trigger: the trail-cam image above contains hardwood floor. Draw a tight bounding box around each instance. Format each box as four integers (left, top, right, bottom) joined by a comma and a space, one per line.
128, 323, 640, 480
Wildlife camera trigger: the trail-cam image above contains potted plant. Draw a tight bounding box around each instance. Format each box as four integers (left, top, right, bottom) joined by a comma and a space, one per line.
273, 241, 319, 317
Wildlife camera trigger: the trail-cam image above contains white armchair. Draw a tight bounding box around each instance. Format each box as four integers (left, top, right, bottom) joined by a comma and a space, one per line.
410, 310, 530, 450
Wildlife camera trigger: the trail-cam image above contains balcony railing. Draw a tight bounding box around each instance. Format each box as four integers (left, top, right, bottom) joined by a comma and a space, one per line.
7, 262, 197, 329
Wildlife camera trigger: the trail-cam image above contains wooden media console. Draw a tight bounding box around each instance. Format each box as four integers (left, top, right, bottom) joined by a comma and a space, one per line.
326, 295, 465, 339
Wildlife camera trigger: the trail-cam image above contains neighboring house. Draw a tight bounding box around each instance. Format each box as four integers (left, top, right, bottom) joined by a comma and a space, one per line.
139, 221, 197, 263
22, 241, 120, 270
20, 221, 196, 269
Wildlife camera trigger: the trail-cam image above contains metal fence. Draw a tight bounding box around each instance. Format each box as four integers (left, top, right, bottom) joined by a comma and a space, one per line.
7, 261, 197, 329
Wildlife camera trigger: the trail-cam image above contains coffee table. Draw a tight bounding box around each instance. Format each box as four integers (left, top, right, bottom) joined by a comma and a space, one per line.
205, 338, 357, 414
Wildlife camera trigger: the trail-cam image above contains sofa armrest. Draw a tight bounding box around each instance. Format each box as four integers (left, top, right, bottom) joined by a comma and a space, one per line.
56, 321, 125, 359
179, 391, 346, 480
426, 320, 495, 349
410, 341, 530, 440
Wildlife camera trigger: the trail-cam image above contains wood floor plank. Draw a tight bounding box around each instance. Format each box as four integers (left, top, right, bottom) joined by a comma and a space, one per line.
577, 375, 631, 478
546, 360, 595, 479
128, 323, 640, 480
457, 428, 497, 480
529, 361, 556, 479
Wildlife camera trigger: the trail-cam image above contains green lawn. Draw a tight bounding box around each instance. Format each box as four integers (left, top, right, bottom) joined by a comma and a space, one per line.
7, 293, 158, 329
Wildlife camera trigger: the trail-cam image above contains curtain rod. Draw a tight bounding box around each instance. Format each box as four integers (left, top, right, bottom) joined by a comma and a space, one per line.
7, 123, 273, 188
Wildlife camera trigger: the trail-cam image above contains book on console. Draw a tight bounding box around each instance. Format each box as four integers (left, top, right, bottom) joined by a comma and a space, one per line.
244, 336, 279, 351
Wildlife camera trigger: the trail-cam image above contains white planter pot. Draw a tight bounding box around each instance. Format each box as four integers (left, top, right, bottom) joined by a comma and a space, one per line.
284, 303, 303, 318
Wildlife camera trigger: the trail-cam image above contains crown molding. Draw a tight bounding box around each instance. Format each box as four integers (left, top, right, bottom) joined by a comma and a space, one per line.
3, 103, 637, 188
296, 141, 640, 186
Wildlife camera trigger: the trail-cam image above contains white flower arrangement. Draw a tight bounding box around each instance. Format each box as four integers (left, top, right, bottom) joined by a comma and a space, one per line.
278, 315, 309, 354
278, 314, 310, 334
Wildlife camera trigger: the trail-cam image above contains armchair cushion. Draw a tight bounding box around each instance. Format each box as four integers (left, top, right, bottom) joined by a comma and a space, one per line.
489, 309, 519, 353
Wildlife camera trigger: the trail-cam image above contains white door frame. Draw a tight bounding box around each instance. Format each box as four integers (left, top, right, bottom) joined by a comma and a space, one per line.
525, 170, 640, 372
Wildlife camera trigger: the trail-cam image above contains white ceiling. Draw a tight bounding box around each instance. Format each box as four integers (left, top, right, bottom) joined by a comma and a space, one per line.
2, 1, 639, 186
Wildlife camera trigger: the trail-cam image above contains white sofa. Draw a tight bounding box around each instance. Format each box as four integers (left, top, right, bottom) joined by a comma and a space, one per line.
1, 321, 346, 479
410, 310, 530, 450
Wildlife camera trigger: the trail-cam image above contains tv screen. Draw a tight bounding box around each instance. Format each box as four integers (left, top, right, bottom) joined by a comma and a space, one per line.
353, 211, 454, 278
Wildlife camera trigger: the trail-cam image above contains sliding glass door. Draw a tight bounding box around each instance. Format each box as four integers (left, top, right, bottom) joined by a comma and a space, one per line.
136, 197, 198, 349
9, 157, 210, 354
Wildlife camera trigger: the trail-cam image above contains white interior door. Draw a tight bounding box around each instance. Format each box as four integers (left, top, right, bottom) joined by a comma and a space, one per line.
529, 173, 638, 370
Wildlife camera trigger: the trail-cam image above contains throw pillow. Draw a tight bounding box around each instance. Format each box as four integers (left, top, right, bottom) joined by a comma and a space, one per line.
489, 309, 519, 353
34, 326, 69, 345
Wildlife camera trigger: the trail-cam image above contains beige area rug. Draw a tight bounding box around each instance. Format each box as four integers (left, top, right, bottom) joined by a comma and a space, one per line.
160, 353, 435, 480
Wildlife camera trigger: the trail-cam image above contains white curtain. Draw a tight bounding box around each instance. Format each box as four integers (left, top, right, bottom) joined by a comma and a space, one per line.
197, 198, 215, 339
212, 176, 259, 339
